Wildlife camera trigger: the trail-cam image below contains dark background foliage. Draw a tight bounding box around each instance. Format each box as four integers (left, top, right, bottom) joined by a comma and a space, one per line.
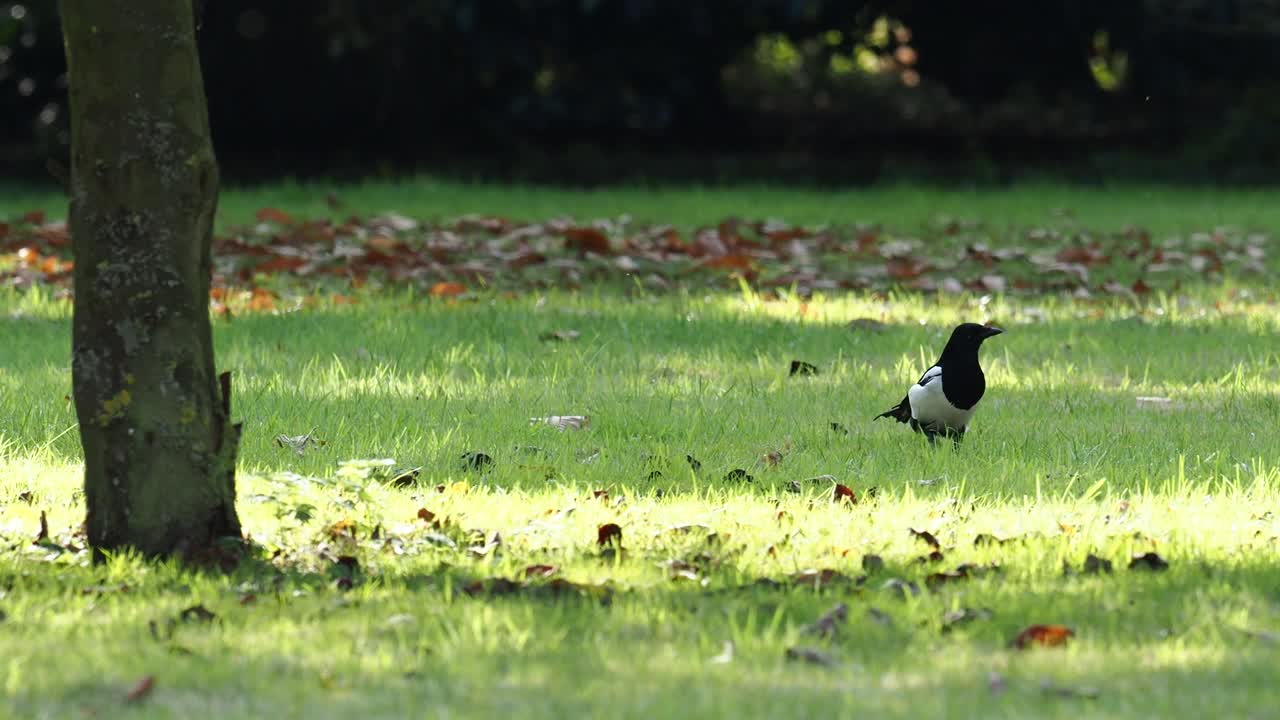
3, 0, 1278, 184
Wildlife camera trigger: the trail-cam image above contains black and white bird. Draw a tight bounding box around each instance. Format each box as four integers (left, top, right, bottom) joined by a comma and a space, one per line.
874, 323, 1003, 444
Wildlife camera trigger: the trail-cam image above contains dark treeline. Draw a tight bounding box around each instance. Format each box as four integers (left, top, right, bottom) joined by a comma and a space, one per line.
2, 0, 1279, 184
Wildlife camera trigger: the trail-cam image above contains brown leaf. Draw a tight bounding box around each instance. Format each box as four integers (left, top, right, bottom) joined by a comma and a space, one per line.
178, 605, 217, 624
910, 528, 941, 550
1129, 552, 1168, 571
325, 518, 357, 540
254, 207, 294, 225
564, 227, 611, 254
802, 602, 848, 638
1083, 554, 1113, 574
832, 484, 857, 505
34, 510, 48, 544
524, 564, 558, 578
1010, 624, 1074, 649
699, 254, 754, 271
597, 523, 623, 546
785, 646, 837, 666
941, 607, 993, 632
125, 675, 156, 703
789, 360, 818, 376
429, 281, 467, 297
790, 568, 846, 588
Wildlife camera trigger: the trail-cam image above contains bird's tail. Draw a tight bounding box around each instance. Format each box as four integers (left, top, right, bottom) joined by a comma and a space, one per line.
873, 397, 912, 424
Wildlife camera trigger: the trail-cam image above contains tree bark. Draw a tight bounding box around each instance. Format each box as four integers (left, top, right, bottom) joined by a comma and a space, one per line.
60, 1, 241, 557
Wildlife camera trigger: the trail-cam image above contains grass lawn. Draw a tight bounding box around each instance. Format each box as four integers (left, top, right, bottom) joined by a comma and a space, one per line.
2, 182, 1280, 718
6, 177, 1280, 233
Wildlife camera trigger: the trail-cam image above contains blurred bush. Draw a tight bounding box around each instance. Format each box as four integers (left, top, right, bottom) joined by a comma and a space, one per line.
2, 0, 1278, 182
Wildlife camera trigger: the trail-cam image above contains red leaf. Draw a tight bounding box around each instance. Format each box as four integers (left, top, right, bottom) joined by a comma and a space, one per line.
255, 207, 294, 225
255, 255, 308, 273
416, 508, 435, 523
1132, 278, 1152, 295
125, 675, 156, 703
429, 282, 466, 297
564, 227, 611, 254
833, 484, 857, 504
597, 523, 623, 546
524, 564, 558, 578
886, 258, 928, 280
699, 254, 754, 271
1011, 624, 1074, 649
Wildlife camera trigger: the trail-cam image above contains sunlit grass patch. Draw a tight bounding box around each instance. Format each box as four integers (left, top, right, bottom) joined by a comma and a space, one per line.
2, 285, 1280, 718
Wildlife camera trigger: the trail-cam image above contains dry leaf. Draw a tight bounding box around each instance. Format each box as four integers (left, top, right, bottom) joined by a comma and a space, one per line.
597, 523, 623, 546
531, 415, 589, 431
125, 675, 156, 703
785, 646, 837, 666
1011, 624, 1074, 649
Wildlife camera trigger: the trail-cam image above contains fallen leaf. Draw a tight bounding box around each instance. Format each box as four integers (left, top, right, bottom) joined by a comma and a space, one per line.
941, 607, 993, 632
255, 207, 294, 224
866, 607, 894, 627
325, 519, 357, 540
833, 484, 857, 504
910, 528, 941, 550
597, 523, 623, 546
524, 564, 558, 578
791, 568, 847, 588
429, 281, 467, 297
564, 226, 611, 254
388, 467, 421, 487
784, 646, 837, 666
709, 641, 735, 664
1082, 554, 1113, 574
1011, 624, 1074, 649
879, 577, 920, 599
539, 329, 580, 342
789, 360, 818, 376
1040, 679, 1100, 699
531, 415, 589, 431
460, 451, 494, 471
699, 254, 754, 271
802, 602, 848, 638
847, 318, 888, 333
178, 605, 217, 624
723, 468, 754, 483
125, 675, 156, 703
1129, 552, 1168, 571
34, 510, 48, 544
273, 432, 324, 455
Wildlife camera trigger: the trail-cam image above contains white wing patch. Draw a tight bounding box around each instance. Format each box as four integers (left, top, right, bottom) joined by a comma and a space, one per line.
907, 366, 975, 433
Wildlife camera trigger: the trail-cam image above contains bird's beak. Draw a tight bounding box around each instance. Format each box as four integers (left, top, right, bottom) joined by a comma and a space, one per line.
981, 325, 1004, 338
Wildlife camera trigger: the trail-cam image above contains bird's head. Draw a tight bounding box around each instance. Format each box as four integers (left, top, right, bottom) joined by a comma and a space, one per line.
943, 322, 1003, 355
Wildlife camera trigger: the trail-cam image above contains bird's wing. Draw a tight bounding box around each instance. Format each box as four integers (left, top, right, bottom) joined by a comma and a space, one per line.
915, 364, 942, 387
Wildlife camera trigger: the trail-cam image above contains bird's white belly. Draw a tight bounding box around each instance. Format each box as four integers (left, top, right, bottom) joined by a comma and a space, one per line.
907, 376, 974, 431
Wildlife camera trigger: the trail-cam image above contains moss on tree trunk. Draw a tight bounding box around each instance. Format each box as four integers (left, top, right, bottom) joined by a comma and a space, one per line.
60, 1, 241, 557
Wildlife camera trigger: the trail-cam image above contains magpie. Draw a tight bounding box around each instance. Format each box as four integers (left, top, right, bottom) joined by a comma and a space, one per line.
874, 322, 1003, 444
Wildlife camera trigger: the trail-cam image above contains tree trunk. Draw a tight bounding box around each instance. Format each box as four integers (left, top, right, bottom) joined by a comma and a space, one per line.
60, 0, 241, 557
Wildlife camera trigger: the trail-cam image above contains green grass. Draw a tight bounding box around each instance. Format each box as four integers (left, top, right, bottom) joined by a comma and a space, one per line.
3, 282, 1280, 718
5, 177, 1280, 233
